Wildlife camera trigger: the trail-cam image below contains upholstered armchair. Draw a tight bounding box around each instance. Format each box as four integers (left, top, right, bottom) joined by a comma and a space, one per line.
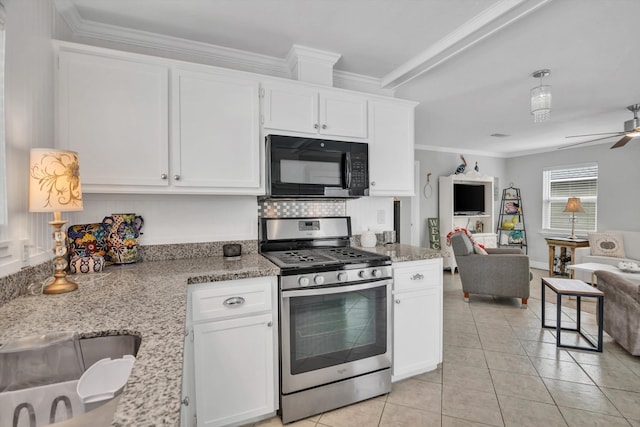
594, 270, 640, 355
450, 231, 531, 307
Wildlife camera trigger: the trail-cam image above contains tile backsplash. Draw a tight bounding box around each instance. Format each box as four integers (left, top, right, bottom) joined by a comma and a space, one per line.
258, 199, 346, 218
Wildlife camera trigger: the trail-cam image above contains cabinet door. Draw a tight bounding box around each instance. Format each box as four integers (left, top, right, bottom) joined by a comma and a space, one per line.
368, 100, 415, 196
57, 50, 169, 187
319, 92, 367, 138
194, 314, 275, 427
172, 69, 261, 191
262, 83, 318, 134
393, 288, 442, 382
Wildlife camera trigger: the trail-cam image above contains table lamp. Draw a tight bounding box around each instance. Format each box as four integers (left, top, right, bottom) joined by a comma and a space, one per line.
563, 197, 584, 240
28, 149, 83, 294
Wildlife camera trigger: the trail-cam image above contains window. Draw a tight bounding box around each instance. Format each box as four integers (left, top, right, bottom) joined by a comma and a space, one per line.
542, 163, 598, 234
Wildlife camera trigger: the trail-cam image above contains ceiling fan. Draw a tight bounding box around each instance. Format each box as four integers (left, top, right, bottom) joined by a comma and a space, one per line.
562, 104, 640, 149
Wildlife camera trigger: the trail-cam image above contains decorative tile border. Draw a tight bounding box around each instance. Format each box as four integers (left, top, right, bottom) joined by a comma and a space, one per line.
258, 199, 346, 218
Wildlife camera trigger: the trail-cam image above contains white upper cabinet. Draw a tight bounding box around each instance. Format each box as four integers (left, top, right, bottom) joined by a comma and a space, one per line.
57, 50, 170, 187
368, 99, 416, 196
55, 43, 263, 194
55, 42, 417, 196
262, 83, 368, 139
171, 68, 261, 191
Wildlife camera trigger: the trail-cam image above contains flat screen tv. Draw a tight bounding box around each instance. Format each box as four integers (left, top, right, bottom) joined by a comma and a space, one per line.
453, 183, 485, 215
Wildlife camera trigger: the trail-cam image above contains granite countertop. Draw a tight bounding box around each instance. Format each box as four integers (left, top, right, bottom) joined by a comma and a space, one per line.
0, 253, 279, 426
357, 243, 442, 263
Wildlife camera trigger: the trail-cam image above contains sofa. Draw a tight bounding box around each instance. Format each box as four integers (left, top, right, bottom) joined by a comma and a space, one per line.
594, 270, 640, 355
573, 231, 640, 283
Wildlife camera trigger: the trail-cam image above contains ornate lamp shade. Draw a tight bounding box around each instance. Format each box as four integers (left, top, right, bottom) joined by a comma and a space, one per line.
563, 197, 584, 214
28, 148, 83, 294
29, 149, 83, 213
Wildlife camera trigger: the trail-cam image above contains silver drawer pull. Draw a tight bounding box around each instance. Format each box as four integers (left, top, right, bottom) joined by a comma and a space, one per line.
411, 273, 424, 280
223, 296, 245, 307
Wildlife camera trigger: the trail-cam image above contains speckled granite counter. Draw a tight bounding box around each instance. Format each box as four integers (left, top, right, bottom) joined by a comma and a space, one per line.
0, 254, 279, 426
357, 243, 442, 263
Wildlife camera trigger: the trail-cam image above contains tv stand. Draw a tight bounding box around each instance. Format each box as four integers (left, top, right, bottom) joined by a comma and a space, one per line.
439, 174, 497, 274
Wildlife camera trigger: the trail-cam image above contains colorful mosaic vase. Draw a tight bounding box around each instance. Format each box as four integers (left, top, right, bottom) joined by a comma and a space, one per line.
102, 213, 144, 264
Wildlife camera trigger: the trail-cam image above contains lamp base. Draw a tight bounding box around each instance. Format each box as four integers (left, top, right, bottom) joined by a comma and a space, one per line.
43, 275, 78, 294
567, 234, 579, 240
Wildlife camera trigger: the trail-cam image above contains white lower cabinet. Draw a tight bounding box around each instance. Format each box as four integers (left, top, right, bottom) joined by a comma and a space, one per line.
392, 259, 443, 382
182, 277, 278, 427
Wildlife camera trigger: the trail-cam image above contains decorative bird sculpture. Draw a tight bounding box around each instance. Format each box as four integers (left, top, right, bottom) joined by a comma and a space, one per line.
455, 155, 467, 174
474, 161, 479, 172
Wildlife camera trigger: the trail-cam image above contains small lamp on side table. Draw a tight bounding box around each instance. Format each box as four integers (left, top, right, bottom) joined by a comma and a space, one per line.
28, 149, 83, 294
563, 197, 584, 240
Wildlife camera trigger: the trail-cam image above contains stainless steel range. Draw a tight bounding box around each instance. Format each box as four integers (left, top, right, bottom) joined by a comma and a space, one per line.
260, 217, 392, 424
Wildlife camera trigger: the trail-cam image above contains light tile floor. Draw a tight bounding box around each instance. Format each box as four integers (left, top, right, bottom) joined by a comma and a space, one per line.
252, 269, 640, 426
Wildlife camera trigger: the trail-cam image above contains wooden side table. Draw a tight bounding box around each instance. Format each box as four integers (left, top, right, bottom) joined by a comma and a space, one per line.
544, 237, 589, 276
541, 277, 604, 352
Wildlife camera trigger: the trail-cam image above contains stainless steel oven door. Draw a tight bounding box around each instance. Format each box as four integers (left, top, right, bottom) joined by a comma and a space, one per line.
280, 279, 392, 394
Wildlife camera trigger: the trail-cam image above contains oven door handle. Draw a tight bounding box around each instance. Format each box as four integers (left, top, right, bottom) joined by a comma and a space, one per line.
282, 279, 391, 298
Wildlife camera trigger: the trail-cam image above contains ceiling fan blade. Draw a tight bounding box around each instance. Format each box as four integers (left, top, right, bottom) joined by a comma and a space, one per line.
611, 135, 633, 149
565, 131, 625, 138
557, 134, 622, 149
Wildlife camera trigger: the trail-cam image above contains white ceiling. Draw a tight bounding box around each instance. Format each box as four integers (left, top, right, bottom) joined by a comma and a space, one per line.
58, 0, 640, 157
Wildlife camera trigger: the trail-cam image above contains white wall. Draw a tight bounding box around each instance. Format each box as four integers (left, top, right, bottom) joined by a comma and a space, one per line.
346, 196, 394, 235
0, 0, 60, 275
413, 149, 507, 247
69, 194, 259, 245
506, 141, 640, 269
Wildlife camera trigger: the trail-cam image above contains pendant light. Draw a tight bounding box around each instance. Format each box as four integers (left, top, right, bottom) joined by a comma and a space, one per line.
531, 69, 551, 123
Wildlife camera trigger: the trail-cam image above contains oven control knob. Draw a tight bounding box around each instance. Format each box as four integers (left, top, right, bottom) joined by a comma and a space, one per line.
358, 270, 369, 279
298, 276, 310, 287
314, 275, 325, 285
337, 272, 348, 282
372, 269, 382, 278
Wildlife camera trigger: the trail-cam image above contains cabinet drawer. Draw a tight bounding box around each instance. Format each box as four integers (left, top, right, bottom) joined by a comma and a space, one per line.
393, 260, 442, 292
191, 277, 274, 322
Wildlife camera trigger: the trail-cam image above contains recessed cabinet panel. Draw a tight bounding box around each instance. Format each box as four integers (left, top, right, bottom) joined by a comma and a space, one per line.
368, 100, 415, 196
263, 85, 318, 134
194, 314, 275, 427
392, 288, 441, 381
319, 93, 367, 138
57, 51, 169, 187
263, 83, 368, 140
172, 70, 261, 189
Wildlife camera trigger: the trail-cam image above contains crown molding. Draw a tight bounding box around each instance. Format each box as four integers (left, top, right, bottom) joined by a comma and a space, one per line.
333, 70, 394, 96
285, 44, 341, 72
415, 144, 507, 158
55, 0, 388, 95
381, 0, 553, 89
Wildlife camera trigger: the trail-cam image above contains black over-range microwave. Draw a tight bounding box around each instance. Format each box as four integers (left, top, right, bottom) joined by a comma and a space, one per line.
266, 135, 369, 198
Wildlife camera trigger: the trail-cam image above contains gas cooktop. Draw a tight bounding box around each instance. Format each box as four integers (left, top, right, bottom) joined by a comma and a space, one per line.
261, 246, 386, 269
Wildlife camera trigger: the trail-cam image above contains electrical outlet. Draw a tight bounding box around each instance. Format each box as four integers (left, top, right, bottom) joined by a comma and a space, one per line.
21, 240, 33, 263
377, 210, 385, 224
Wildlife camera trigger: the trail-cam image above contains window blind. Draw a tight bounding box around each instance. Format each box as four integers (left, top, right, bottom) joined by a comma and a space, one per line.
543, 164, 598, 233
